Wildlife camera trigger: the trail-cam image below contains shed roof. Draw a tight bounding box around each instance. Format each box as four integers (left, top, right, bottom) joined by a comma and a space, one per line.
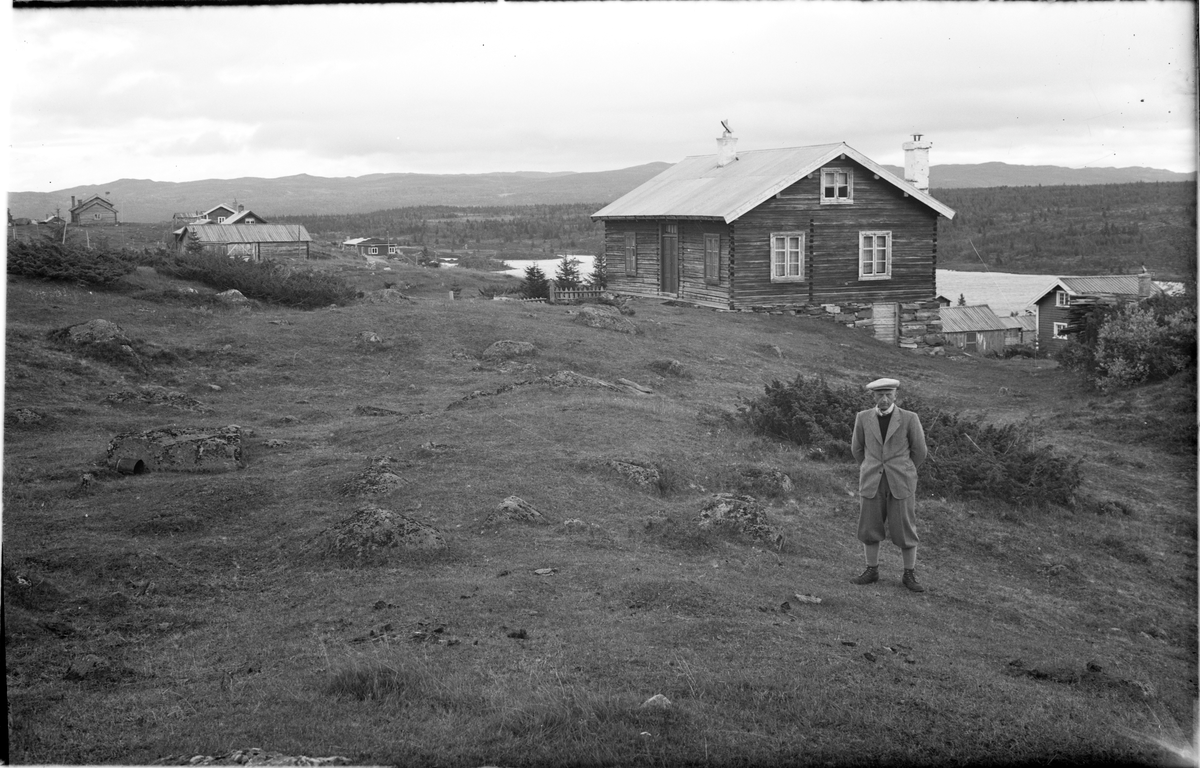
939, 305, 1010, 333
174, 224, 311, 243
591, 142, 955, 223
999, 314, 1037, 331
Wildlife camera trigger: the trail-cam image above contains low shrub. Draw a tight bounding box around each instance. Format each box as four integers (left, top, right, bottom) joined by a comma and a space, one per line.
155, 252, 356, 309
1056, 294, 1197, 392
7, 239, 136, 286
743, 375, 1083, 508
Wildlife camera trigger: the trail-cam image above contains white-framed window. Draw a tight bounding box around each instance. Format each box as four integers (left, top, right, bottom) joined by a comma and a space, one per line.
1055, 290, 1071, 308
93, 213, 101, 219
624, 232, 637, 276
770, 231, 805, 282
704, 233, 721, 285
859, 231, 892, 280
369, 247, 379, 255
821, 168, 853, 204
1053, 322, 1070, 338
217, 216, 226, 223
388, 246, 398, 255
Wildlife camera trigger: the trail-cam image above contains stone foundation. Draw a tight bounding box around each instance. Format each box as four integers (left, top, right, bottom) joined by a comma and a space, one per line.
737, 299, 946, 355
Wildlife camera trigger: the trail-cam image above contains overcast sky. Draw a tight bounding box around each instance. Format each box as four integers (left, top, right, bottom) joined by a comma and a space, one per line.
6, 1, 1197, 193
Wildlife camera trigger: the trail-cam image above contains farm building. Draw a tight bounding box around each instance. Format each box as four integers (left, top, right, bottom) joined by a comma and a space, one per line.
592, 131, 956, 350
342, 237, 398, 258
1030, 270, 1162, 352
172, 223, 312, 261
999, 314, 1037, 346
70, 194, 118, 225
939, 305, 1009, 355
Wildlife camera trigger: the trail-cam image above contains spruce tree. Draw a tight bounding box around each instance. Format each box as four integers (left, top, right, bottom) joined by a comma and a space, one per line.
522, 264, 550, 300
554, 256, 582, 289
589, 251, 608, 289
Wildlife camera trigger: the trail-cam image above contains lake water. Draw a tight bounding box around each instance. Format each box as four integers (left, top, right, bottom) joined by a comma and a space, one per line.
501, 256, 596, 280
499, 259, 1058, 316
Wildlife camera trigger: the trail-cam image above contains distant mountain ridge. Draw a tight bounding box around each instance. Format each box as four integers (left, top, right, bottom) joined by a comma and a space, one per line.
8, 161, 1193, 224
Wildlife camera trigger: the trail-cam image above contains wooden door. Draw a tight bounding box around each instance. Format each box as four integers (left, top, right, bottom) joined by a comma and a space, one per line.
872, 302, 898, 345
660, 223, 679, 294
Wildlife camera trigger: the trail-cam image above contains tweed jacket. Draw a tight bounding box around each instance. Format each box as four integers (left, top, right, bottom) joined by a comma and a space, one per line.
851, 406, 928, 499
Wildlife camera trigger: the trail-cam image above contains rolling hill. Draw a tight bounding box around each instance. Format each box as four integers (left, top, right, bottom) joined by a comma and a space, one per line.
8, 162, 1194, 224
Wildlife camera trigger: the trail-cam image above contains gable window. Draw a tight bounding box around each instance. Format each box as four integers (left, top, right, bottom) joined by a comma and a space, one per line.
1053, 322, 1070, 339
93, 213, 101, 219
859, 231, 892, 280
624, 232, 637, 276
217, 216, 226, 223
770, 232, 805, 282
704, 233, 721, 285
1055, 290, 1071, 308
821, 168, 853, 204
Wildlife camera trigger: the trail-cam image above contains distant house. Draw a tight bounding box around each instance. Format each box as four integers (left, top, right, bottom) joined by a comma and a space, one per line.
199, 204, 239, 224
592, 131, 956, 350
70, 194, 118, 225
172, 223, 312, 261
1030, 270, 1162, 351
999, 314, 1037, 346
343, 237, 397, 259
939, 305, 1009, 355
222, 208, 267, 225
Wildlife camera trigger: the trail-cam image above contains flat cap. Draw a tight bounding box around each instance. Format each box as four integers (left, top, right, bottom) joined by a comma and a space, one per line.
865, 377, 900, 391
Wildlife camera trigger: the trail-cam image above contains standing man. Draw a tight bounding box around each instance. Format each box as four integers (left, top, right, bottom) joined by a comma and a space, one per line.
850, 377, 929, 592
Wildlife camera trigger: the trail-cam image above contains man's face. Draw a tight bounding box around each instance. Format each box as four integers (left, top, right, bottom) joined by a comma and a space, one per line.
872, 389, 897, 410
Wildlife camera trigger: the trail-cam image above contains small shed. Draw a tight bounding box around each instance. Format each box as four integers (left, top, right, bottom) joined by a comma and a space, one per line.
70, 194, 118, 225
999, 314, 1036, 346
939, 304, 1009, 355
173, 223, 312, 261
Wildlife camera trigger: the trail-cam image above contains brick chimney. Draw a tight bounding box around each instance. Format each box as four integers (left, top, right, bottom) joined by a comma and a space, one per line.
716, 122, 738, 168
1138, 265, 1153, 298
903, 134, 932, 193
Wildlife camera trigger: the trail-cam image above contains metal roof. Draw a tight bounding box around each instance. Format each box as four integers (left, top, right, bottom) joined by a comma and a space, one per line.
175, 224, 311, 243
939, 305, 1010, 333
592, 142, 956, 223
1032, 274, 1162, 304
222, 209, 266, 224
998, 314, 1037, 331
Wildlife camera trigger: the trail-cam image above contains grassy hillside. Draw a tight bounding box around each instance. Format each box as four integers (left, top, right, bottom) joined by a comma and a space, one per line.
4, 255, 1196, 766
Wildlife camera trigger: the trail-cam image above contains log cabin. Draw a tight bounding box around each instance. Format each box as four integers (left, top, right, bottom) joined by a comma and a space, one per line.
592, 132, 957, 348
1029, 270, 1162, 352
69, 194, 119, 225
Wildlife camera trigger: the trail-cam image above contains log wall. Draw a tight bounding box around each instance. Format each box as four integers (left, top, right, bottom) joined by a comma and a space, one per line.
732, 163, 939, 309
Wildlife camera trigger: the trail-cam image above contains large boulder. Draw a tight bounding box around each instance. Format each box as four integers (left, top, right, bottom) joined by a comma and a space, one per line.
695, 493, 781, 544
106, 425, 244, 473
311, 505, 446, 565
481, 340, 537, 362
572, 306, 639, 335
61, 319, 130, 346
487, 495, 551, 525
608, 460, 662, 490
340, 456, 411, 496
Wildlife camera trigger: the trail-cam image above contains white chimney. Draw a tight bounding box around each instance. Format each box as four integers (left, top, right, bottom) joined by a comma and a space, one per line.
716, 121, 738, 167
1138, 265, 1153, 298
903, 134, 932, 193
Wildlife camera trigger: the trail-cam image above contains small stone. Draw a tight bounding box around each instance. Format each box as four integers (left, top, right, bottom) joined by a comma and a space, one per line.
641, 694, 672, 708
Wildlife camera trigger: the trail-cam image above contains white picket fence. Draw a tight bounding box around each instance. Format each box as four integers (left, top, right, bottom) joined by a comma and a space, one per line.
547, 284, 605, 304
